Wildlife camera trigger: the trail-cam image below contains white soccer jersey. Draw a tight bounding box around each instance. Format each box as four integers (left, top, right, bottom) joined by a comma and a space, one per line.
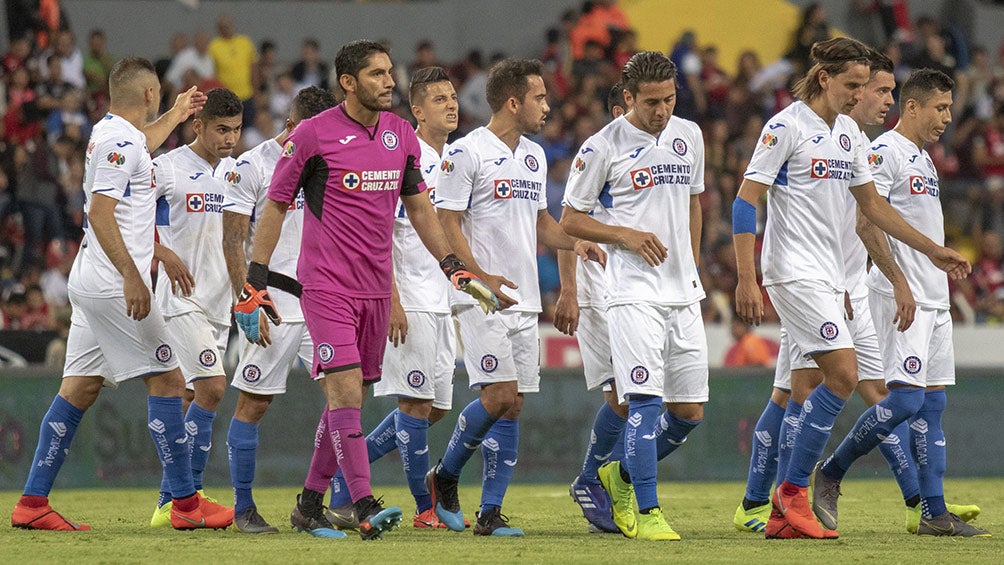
436, 127, 548, 313
744, 101, 873, 291
153, 145, 233, 326
839, 129, 874, 301
68, 113, 156, 298
865, 130, 948, 309
221, 138, 305, 322
390, 137, 451, 314
564, 115, 706, 307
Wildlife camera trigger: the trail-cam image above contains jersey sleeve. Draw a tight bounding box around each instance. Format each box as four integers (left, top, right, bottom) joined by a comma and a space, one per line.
867, 141, 899, 199
434, 143, 477, 211
563, 136, 612, 212
689, 125, 706, 195
151, 154, 174, 200
400, 128, 428, 197
91, 137, 145, 201
743, 119, 797, 186
268, 120, 320, 205
222, 155, 261, 217
537, 155, 549, 211
849, 130, 875, 188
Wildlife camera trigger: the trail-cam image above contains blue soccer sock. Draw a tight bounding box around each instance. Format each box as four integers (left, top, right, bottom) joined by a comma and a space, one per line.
655, 410, 701, 461
395, 410, 432, 513
480, 418, 518, 511
227, 418, 259, 514
609, 428, 626, 464
329, 408, 399, 508
912, 390, 948, 518
878, 420, 921, 503
158, 473, 172, 507
624, 395, 661, 512
441, 399, 498, 479
185, 402, 216, 491
744, 399, 785, 503
821, 387, 924, 481
775, 399, 802, 488
785, 386, 845, 487
579, 402, 626, 484
148, 396, 195, 499
23, 395, 84, 497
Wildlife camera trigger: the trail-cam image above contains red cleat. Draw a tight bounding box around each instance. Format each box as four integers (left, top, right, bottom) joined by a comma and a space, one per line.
772, 481, 828, 539
170, 492, 234, 530
12, 498, 91, 531
765, 504, 838, 539
414, 508, 447, 529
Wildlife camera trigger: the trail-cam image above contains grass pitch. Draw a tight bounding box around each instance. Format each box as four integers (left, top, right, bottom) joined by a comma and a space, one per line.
2, 478, 1001, 564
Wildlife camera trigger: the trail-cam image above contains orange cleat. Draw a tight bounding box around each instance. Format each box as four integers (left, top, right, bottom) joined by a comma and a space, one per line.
12, 498, 91, 531
414, 508, 446, 529
771, 481, 829, 539
170, 492, 234, 530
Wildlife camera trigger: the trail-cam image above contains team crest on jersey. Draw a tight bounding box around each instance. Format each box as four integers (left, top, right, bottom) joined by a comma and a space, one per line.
341, 170, 362, 191
810, 159, 830, 179
761, 133, 778, 148
107, 152, 126, 166
524, 154, 539, 172
839, 133, 852, 152
224, 171, 241, 185
819, 321, 839, 341
199, 348, 217, 368
441, 160, 454, 175
494, 179, 513, 199
242, 364, 262, 383
480, 354, 499, 373
867, 153, 883, 168
573, 157, 586, 173
672, 138, 688, 156
381, 130, 399, 150
925, 156, 935, 172
186, 193, 205, 212
155, 344, 173, 363
630, 168, 655, 190
903, 356, 922, 375
909, 176, 927, 195
630, 365, 649, 384
317, 343, 334, 364
407, 370, 426, 388
282, 140, 296, 158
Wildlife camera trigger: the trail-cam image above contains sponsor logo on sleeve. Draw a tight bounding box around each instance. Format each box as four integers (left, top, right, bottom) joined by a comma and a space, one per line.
281, 140, 296, 158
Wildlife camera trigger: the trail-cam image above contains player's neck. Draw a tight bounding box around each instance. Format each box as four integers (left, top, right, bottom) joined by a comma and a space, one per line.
486, 117, 522, 152
807, 97, 838, 129
893, 122, 925, 149
343, 98, 380, 126
108, 105, 147, 132
188, 139, 221, 168
415, 126, 448, 155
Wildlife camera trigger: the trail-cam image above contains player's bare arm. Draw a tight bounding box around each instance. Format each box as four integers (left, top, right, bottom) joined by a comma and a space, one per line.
222, 209, 252, 298
437, 207, 518, 309
88, 193, 150, 321
732, 179, 768, 326
560, 204, 664, 266
690, 193, 702, 270
856, 207, 916, 331
554, 249, 579, 336
537, 209, 606, 266
143, 86, 207, 152
153, 242, 194, 298
387, 277, 408, 347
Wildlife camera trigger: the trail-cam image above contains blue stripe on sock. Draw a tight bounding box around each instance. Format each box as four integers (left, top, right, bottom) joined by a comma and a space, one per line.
744, 399, 784, 502
23, 395, 83, 497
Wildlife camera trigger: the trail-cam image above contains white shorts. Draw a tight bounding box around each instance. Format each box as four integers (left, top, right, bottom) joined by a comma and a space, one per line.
63, 291, 179, 386
767, 280, 853, 357
870, 293, 955, 388
454, 305, 540, 394
165, 311, 228, 385
373, 311, 457, 410
577, 306, 613, 390
232, 320, 313, 395
608, 302, 709, 404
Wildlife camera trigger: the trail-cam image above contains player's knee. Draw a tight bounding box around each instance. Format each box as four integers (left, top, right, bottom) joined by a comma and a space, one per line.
428, 407, 448, 425
666, 402, 704, 422
58, 376, 103, 411
193, 377, 227, 410
398, 398, 433, 420
770, 387, 791, 408
145, 368, 187, 398
856, 379, 889, 406
605, 393, 629, 418
480, 382, 518, 418
235, 391, 273, 424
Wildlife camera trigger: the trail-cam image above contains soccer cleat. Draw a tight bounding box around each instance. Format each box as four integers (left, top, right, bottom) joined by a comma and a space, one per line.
355, 496, 403, 540
917, 512, 991, 537
290, 495, 346, 539
570, 475, 619, 534
171, 492, 234, 530
233, 506, 278, 534
636, 507, 681, 541
150, 501, 172, 528
12, 500, 91, 531
733, 500, 771, 533
765, 505, 837, 539
597, 461, 637, 538
473, 507, 524, 537
906, 503, 981, 534
197, 489, 218, 503
426, 462, 465, 532
324, 502, 359, 530
810, 461, 841, 530
414, 508, 446, 529
772, 481, 828, 539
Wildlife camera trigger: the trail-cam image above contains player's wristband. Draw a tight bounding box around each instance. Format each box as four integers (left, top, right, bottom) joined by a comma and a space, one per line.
247, 261, 269, 291
439, 253, 467, 278
732, 198, 757, 235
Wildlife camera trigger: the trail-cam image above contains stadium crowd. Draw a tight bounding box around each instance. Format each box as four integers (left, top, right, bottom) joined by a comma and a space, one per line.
2, 0, 1004, 339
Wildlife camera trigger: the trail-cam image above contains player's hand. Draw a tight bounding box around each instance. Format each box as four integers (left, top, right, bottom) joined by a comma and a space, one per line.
891, 279, 916, 332
234, 263, 281, 346
929, 245, 971, 280
172, 86, 207, 122
123, 271, 151, 321
735, 276, 763, 326
617, 227, 667, 266
440, 253, 510, 312
159, 246, 195, 297
843, 291, 854, 321
387, 297, 408, 347
553, 289, 579, 336
573, 240, 606, 267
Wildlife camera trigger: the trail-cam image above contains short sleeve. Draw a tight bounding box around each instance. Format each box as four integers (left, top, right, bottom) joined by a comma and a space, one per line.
537, 156, 549, 211
268, 119, 320, 205
222, 155, 262, 216
849, 130, 874, 189
91, 137, 144, 200
867, 141, 898, 199
434, 142, 477, 211
689, 126, 706, 195
563, 136, 612, 212
743, 119, 797, 186
399, 128, 428, 197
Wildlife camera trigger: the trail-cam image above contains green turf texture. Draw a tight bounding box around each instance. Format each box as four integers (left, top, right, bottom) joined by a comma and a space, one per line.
2, 479, 1001, 563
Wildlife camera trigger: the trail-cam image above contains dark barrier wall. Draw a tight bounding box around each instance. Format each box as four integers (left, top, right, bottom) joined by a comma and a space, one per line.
0, 368, 999, 490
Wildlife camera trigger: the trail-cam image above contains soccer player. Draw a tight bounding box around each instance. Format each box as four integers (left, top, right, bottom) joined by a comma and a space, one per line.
147, 87, 242, 527
428, 58, 604, 537
559, 81, 630, 535
11, 57, 233, 531
810, 69, 990, 537
562, 52, 708, 541
232, 40, 497, 540
733, 38, 970, 539
220, 86, 337, 534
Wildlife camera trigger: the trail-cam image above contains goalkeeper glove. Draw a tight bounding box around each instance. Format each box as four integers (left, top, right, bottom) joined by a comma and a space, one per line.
234, 262, 281, 342
439, 253, 499, 314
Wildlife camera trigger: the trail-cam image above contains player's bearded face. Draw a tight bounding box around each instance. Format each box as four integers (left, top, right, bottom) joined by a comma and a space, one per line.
355, 53, 395, 112
628, 79, 676, 135
516, 75, 549, 135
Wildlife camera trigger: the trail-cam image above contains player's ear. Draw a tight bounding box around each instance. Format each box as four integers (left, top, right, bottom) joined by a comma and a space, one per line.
411, 104, 423, 122
339, 73, 356, 95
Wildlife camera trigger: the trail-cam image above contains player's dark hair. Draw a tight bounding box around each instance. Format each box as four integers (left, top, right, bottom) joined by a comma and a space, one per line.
899, 68, 954, 107
485, 58, 544, 113
409, 66, 451, 106
335, 40, 390, 93
868, 49, 894, 76
196, 88, 243, 121
606, 81, 626, 115
621, 51, 677, 96
108, 57, 156, 104
291, 86, 337, 121
792, 37, 871, 102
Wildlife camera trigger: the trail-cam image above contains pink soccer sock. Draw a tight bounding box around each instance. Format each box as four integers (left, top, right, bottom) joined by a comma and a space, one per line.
328, 407, 372, 502
304, 409, 339, 493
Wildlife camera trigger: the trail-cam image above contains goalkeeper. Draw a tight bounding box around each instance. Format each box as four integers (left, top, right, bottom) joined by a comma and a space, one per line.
233, 40, 497, 541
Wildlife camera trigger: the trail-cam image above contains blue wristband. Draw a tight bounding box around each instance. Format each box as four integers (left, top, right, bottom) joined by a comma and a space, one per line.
732, 198, 757, 234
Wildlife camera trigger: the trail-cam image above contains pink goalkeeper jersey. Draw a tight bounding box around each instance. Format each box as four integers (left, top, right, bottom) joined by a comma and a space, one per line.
267, 104, 427, 298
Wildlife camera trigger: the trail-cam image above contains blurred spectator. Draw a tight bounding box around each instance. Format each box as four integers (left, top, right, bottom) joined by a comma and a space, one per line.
669, 30, 704, 120
3, 36, 33, 75
254, 40, 279, 95
1, 290, 27, 329
569, 0, 630, 60
82, 29, 114, 101
973, 103, 1004, 184
4, 66, 43, 144
458, 51, 490, 132
11, 143, 63, 270
35, 54, 73, 115
45, 89, 89, 144
19, 284, 50, 329
39, 30, 84, 89
166, 29, 214, 92
701, 46, 730, 120
209, 15, 259, 125
409, 40, 441, 79
290, 38, 329, 91
723, 318, 778, 367
39, 242, 71, 307
44, 304, 71, 367
788, 2, 832, 72
970, 231, 1004, 322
